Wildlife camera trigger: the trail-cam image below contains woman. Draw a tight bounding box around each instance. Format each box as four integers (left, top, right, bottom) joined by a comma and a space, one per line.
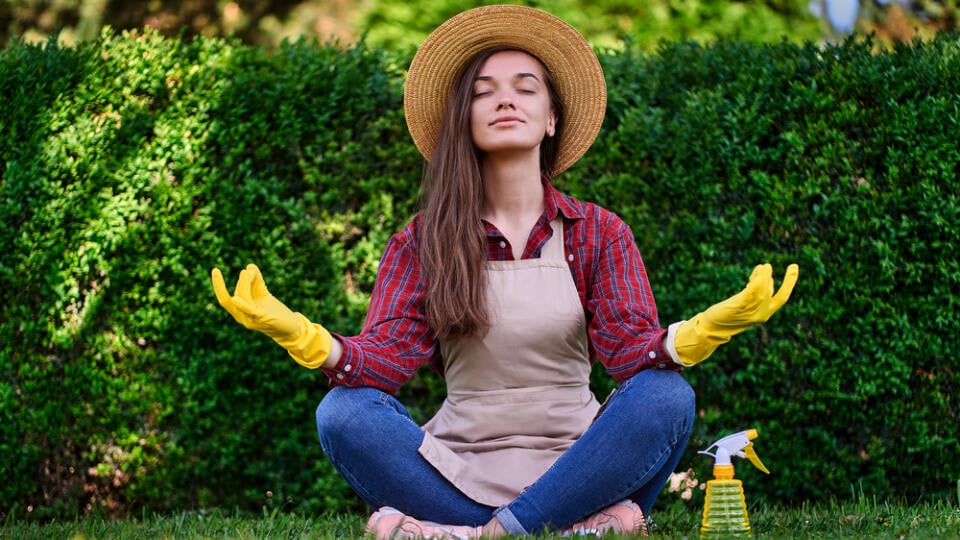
211, 5, 798, 538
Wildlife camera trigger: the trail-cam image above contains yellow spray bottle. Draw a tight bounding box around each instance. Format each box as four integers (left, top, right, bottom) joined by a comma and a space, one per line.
698, 429, 770, 538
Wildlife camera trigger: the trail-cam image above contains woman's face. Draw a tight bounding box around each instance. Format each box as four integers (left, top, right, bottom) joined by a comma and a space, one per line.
470, 50, 557, 159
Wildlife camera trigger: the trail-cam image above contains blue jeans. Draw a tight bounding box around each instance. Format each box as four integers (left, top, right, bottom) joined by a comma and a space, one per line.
315, 369, 695, 535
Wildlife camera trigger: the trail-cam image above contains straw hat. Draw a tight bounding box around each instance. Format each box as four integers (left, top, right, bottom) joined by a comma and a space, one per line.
404, 4, 606, 175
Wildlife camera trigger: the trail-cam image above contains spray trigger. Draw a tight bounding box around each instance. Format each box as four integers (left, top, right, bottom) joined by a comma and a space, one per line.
699, 429, 771, 474
743, 442, 770, 474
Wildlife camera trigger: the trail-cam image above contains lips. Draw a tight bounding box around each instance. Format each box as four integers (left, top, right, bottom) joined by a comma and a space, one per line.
490, 116, 523, 126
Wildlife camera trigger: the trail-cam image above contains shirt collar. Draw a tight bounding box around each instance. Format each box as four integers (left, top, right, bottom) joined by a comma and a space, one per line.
543, 176, 584, 222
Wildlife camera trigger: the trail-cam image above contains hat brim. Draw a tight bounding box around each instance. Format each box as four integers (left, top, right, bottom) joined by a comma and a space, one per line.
404, 5, 606, 176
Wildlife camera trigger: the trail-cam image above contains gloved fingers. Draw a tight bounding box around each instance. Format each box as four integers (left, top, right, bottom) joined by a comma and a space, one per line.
211, 267, 235, 310
231, 265, 269, 318
749, 263, 772, 282
243, 263, 271, 298
749, 263, 774, 292
228, 293, 261, 320
740, 263, 774, 308
234, 264, 256, 302
770, 263, 799, 311
212, 267, 254, 325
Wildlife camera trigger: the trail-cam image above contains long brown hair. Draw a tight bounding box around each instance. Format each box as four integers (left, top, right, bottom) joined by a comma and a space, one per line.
418, 47, 563, 340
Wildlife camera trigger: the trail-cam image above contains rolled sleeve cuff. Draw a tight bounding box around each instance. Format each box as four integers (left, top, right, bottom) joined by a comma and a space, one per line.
320, 334, 362, 385
665, 321, 685, 366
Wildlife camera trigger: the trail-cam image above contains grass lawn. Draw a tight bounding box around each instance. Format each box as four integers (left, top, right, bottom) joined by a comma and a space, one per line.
4, 497, 959, 539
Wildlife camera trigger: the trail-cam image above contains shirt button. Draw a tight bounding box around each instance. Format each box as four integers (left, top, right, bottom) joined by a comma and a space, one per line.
500, 241, 506, 249
344, 364, 352, 372
567, 254, 574, 262
657, 362, 668, 369
336, 373, 344, 380
648, 351, 657, 359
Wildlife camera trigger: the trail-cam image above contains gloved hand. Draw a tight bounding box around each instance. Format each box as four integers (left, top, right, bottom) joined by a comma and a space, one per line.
211, 264, 333, 368
674, 263, 799, 366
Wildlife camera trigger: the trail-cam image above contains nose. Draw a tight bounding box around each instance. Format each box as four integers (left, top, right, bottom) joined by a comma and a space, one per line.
496, 95, 515, 110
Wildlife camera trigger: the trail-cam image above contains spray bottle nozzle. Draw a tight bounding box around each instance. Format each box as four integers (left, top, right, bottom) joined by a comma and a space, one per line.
698, 429, 770, 474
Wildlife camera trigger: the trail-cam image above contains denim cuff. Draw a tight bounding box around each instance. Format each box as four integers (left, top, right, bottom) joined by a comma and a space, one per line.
493, 505, 528, 535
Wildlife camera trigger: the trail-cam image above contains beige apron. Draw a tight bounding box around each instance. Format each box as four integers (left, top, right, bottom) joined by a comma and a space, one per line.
418, 218, 600, 506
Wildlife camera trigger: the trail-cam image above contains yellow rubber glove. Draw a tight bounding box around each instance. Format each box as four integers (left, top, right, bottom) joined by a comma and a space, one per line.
674, 263, 799, 366
211, 264, 333, 369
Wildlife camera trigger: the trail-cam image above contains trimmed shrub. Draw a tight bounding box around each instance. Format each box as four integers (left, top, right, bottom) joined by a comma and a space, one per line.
1, 29, 957, 519
579, 35, 960, 505
1, 29, 416, 518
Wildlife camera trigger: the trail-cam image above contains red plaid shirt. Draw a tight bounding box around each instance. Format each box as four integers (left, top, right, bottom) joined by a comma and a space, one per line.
322, 179, 676, 392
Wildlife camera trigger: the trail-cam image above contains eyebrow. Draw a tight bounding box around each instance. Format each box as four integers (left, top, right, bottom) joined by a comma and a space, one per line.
475, 72, 541, 83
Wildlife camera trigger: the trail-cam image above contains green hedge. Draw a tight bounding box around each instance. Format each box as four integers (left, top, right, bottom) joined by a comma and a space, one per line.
582, 36, 960, 505
1, 28, 958, 519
